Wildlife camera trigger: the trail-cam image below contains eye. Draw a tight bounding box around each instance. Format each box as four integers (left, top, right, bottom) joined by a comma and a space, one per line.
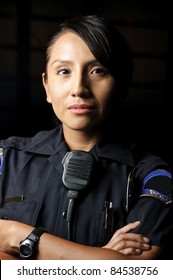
57, 68, 70, 75
91, 67, 108, 75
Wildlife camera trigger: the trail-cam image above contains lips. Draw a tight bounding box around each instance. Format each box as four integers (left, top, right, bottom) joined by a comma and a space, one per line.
68, 104, 95, 114
68, 104, 94, 109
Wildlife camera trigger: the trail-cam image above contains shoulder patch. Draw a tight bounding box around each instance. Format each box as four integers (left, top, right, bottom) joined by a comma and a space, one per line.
0, 147, 3, 175
140, 169, 173, 204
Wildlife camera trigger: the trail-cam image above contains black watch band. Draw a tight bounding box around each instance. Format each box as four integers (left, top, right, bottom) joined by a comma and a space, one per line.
19, 227, 47, 260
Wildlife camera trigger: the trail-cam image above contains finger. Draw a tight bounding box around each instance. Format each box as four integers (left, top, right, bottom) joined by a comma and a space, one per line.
105, 232, 150, 250
109, 230, 150, 246
109, 236, 151, 253
115, 221, 141, 236
118, 232, 150, 244
120, 248, 142, 256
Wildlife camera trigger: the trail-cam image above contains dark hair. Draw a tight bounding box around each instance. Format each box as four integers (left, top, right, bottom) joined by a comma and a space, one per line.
45, 14, 134, 99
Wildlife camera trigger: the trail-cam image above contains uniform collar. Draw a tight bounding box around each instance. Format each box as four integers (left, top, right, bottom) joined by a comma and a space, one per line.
94, 139, 134, 166
1, 126, 64, 155
1, 126, 134, 166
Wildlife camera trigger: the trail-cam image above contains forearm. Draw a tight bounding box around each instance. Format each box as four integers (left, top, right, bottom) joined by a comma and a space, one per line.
36, 232, 128, 260
0, 251, 20, 260
0, 220, 127, 260
0, 220, 161, 260
36, 232, 161, 260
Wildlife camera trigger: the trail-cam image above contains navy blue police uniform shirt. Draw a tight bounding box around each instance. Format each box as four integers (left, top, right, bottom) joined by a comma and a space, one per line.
0, 126, 173, 259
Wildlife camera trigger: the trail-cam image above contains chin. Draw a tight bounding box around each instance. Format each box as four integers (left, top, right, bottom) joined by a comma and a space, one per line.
67, 123, 94, 131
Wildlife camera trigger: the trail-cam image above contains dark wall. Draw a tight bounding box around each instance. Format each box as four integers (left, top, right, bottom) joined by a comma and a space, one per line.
0, 0, 172, 166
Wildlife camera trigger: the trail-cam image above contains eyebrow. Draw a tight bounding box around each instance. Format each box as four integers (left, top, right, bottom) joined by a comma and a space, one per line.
51, 58, 99, 67
51, 59, 71, 66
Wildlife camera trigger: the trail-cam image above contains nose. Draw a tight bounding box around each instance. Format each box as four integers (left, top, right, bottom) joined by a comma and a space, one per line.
70, 71, 91, 98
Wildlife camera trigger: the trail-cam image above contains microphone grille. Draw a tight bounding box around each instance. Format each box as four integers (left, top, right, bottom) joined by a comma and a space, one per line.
62, 151, 94, 191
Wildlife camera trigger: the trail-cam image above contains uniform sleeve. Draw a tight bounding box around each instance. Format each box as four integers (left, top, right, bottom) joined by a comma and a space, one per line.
127, 153, 173, 259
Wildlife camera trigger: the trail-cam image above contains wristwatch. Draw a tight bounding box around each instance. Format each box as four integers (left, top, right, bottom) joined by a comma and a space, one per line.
19, 227, 47, 259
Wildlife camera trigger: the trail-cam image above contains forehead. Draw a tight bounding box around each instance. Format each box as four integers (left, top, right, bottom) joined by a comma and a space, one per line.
49, 31, 93, 61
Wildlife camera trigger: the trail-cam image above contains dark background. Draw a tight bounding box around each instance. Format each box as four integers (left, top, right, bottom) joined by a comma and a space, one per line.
0, 0, 173, 167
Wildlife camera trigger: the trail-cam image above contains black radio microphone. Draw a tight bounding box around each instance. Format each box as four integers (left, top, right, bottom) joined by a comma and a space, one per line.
62, 150, 94, 240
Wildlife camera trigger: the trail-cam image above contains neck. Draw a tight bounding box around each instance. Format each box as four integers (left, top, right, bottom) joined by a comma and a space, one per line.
63, 126, 102, 151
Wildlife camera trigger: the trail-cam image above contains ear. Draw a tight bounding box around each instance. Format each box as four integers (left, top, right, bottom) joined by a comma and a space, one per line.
42, 72, 52, 104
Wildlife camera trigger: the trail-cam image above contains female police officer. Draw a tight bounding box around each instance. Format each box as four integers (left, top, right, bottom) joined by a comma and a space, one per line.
0, 15, 173, 260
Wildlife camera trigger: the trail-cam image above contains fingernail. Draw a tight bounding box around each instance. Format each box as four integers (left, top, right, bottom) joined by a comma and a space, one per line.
143, 244, 150, 249
143, 237, 150, 242
135, 249, 141, 254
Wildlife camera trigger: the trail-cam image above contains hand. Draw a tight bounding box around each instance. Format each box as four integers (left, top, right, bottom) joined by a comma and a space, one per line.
103, 221, 151, 256
0, 219, 34, 256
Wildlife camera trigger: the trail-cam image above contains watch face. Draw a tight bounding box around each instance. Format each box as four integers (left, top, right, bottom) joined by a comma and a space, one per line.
20, 244, 32, 257
19, 239, 34, 259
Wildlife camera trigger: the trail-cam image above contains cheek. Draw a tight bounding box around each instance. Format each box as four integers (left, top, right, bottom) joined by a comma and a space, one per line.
48, 94, 62, 110
99, 88, 114, 108
98, 90, 115, 118
47, 87, 66, 116
45, 81, 64, 104
101, 97, 113, 115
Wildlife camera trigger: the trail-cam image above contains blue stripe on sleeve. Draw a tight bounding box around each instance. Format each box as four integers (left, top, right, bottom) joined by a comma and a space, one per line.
140, 169, 173, 204
143, 169, 172, 186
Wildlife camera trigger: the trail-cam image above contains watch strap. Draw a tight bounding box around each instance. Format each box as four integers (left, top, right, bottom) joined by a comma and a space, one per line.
27, 227, 47, 242
19, 227, 47, 259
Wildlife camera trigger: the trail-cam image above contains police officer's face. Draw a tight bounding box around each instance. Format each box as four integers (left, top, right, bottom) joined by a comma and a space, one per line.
42, 31, 117, 134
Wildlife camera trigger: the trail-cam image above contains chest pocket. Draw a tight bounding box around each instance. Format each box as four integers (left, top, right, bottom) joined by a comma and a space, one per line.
0, 147, 44, 224
93, 209, 117, 246
0, 196, 42, 225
